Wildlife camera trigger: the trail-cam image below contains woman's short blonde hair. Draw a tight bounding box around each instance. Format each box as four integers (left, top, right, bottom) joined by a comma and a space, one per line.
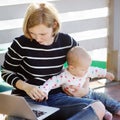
23, 2, 61, 39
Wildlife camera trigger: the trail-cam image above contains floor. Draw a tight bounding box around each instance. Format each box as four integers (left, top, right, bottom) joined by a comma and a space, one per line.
90, 79, 120, 120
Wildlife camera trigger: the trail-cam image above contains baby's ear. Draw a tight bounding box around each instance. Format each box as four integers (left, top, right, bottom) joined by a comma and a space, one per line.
68, 65, 75, 70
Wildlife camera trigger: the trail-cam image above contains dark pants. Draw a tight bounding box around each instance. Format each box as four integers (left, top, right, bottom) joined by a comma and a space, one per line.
67, 106, 99, 120
7, 93, 99, 120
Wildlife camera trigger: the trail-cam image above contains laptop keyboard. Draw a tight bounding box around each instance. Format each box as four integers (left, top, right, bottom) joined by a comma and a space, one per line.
32, 110, 47, 117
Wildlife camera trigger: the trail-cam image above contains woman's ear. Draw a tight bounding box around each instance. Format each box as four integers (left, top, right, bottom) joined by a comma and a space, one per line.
53, 21, 57, 28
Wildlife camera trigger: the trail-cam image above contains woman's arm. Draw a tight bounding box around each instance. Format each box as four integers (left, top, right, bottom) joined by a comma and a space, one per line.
1, 40, 23, 87
1, 39, 46, 101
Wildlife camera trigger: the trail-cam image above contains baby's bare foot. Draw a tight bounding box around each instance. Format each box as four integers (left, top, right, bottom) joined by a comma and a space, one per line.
115, 110, 120, 116
104, 111, 113, 120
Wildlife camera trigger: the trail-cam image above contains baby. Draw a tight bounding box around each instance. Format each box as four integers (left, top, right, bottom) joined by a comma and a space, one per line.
40, 46, 120, 120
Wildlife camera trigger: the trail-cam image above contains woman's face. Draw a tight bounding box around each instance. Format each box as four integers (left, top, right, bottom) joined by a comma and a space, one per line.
29, 24, 54, 45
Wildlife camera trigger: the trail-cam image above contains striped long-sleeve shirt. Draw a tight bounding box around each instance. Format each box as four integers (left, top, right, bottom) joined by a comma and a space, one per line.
1, 32, 77, 95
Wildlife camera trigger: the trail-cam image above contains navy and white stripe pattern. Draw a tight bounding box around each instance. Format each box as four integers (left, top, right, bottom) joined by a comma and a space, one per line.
1, 33, 77, 88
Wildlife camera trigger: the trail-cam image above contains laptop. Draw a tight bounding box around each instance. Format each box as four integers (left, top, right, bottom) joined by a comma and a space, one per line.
0, 94, 59, 120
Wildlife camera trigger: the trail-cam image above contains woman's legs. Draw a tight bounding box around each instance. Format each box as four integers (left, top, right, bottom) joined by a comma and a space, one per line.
47, 92, 105, 120
67, 105, 102, 120
7, 93, 105, 120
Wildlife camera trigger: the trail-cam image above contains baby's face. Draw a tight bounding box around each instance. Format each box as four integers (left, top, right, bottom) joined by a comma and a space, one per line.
72, 65, 89, 77
71, 59, 91, 77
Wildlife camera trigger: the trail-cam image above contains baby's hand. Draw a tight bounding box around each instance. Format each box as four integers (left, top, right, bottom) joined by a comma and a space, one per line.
106, 72, 115, 81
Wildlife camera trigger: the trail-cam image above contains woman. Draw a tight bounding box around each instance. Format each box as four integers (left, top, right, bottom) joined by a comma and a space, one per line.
1, 2, 105, 120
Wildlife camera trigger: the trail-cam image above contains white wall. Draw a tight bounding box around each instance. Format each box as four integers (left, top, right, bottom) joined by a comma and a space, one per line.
0, 0, 109, 65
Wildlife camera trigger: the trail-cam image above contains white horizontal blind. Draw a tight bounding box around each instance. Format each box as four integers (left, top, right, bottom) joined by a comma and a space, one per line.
0, 0, 109, 65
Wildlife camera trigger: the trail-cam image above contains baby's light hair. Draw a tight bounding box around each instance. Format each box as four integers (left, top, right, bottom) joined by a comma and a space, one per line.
67, 46, 91, 66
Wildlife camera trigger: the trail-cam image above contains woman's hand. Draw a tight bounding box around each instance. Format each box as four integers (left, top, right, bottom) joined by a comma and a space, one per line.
15, 80, 47, 101
23, 84, 48, 101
